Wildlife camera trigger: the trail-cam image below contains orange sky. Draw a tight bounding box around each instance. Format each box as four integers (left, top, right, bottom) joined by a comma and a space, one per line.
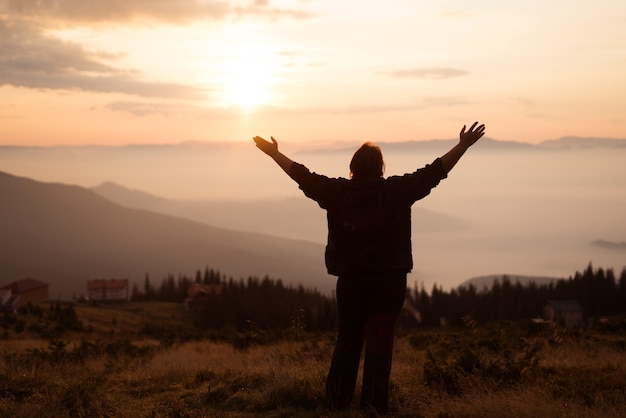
1, 1, 625, 146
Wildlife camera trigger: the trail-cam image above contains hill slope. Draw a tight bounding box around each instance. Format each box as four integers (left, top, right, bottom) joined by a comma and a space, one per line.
91, 182, 469, 244
0, 172, 329, 299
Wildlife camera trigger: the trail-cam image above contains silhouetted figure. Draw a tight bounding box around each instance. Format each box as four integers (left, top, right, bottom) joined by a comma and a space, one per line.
253, 122, 485, 414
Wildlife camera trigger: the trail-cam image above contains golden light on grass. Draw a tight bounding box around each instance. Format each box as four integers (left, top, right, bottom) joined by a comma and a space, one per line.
2, 303, 626, 417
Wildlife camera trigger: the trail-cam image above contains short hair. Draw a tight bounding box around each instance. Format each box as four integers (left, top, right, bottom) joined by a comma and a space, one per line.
349, 142, 385, 179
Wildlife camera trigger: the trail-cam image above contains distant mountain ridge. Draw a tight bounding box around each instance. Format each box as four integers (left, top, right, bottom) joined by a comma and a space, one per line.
2, 136, 626, 153
590, 240, 626, 251
0, 171, 330, 299
296, 136, 626, 155
91, 182, 469, 243
2, 136, 624, 295
538, 137, 626, 149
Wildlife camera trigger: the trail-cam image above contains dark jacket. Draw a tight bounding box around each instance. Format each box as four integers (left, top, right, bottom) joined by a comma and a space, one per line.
289, 158, 447, 275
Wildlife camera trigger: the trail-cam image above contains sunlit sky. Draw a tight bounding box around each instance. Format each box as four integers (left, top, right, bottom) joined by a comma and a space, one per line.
1, 0, 625, 146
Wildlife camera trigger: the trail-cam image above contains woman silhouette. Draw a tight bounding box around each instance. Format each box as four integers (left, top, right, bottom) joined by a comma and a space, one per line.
254, 121, 485, 414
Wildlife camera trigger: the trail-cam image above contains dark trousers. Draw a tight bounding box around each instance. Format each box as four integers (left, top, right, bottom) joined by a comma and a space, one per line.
325, 271, 407, 414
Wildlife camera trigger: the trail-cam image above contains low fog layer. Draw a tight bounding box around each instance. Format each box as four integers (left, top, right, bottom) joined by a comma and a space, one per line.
2, 138, 625, 291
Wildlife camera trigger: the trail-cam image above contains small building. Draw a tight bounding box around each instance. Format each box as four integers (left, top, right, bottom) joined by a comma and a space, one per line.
543, 299, 583, 329
87, 279, 129, 303
0, 278, 49, 311
184, 283, 222, 312
0, 289, 13, 310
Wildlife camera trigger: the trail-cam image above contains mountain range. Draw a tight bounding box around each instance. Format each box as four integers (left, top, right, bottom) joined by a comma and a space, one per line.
0, 171, 330, 299
90, 182, 469, 244
1, 136, 625, 298
1, 170, 539, 302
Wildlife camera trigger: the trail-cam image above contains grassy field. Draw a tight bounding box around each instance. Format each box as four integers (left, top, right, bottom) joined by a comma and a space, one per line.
1, 302, 625, 417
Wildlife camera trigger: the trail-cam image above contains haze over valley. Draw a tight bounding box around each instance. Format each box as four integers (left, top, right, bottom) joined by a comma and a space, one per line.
1, 137, 625, 299
0, 171, 328, 299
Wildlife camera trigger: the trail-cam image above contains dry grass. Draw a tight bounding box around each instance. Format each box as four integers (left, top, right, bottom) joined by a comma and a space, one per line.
72, 302, 198, 337
1, 304, 625, 417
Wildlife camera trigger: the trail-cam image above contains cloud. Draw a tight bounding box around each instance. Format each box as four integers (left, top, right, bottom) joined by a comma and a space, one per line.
0, 1, 314, 98
0, 18, 204, 99
103, 100, 424, 118
1, 0, 230, 23
0, 19, 117, 74
380, 68, 469, 80
422, 96, 473, 107
438, 10, 475, 19
0, 0, 313, 24
87, 94, 476, 119
260, 96, 474, 116
262, 99, 471, 116
314, 104, 423, 115
105, 100, 214, 117
508, 96, 535, 107
233, 2, 315, 21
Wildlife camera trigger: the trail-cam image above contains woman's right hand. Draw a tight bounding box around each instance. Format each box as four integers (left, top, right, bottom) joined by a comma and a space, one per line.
459, 122, 485, 149
253, 136, 279, 157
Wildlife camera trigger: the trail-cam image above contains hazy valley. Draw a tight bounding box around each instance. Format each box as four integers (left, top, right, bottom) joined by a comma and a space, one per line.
1, 137, 625, 298
0, 171, 328, 298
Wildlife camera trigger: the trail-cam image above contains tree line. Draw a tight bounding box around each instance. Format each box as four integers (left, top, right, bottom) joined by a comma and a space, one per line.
131, 267, 337, 333
406, 263, 626, 327
129, 264, 626, 331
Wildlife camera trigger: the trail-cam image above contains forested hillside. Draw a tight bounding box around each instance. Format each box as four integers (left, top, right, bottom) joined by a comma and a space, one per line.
123, 264, 626, 333
407, 263, 626, 327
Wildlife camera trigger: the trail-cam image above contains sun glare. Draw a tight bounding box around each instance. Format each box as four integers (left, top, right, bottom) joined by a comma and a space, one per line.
224, 64, 269, 107
219, 43, 275, 108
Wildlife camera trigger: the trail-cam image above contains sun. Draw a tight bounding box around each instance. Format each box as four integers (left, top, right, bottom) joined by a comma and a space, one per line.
219, 43, 274, 108
223, 64, 270, 107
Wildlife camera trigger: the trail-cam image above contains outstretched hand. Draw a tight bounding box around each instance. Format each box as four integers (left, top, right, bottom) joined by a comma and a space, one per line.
253, 135, 295, 173
459, 122, 485, 148
253, 136, 279, 157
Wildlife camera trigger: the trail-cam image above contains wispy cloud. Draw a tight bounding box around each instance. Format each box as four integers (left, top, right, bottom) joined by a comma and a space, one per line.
306, 104, 423, 115
103, 100, 423, 118
380, 68, 469, 80
0, 19, 117, 74
233, 1, 315, 20
105, 101, 209, 117
258, 99, 470, 116
0, 18, 204, 99
105, 100, 292, 118
0, 0, 313, 24
438, 9, 475, 19
422, 96, 474, 107
0, 1, 313, 99
508, 96, 535, 107
0, 0, 228, 23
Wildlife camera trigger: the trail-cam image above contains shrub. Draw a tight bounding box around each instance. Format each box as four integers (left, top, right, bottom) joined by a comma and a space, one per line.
421, 322, 544, 395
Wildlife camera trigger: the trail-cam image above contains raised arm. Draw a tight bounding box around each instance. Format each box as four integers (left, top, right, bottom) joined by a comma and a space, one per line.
439, 121, 485, 174
253, 136, 294, 175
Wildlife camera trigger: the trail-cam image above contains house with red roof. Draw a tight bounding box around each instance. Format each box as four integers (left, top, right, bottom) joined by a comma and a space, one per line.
86, 279, 129, 303
1, 278, 49, 311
